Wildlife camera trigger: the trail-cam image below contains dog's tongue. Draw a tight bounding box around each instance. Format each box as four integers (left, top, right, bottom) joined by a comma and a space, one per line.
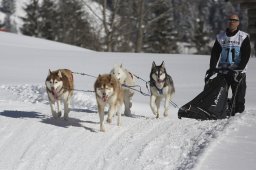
52, 88, 58, 99
102, 95, 108, 102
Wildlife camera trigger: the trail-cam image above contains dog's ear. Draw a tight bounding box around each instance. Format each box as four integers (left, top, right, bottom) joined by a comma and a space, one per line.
98, 74, 101, 78
58, 70, 62, 78
120, 64, 123, 68
152, 61, 156, 68
48, 69, 52, 75
161, 61, 165, 68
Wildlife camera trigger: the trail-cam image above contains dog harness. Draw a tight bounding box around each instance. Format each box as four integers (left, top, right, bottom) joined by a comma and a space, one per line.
150, 78, 167, 95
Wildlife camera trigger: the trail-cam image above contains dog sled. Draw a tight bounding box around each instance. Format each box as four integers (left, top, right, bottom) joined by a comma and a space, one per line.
178, 68, 244, 120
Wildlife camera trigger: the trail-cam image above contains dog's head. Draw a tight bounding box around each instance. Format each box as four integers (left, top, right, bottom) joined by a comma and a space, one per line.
45, 69, 64, 92
110, 64, 127, 84
150, 61, 167, 83
94, 74, 117, 102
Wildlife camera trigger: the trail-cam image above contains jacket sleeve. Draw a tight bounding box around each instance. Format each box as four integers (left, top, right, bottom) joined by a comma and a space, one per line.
210, 39, 222, 69
237, 36, 251, 70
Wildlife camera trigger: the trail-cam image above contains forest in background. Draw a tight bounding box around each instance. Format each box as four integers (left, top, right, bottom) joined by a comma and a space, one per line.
0, 0, 252, 55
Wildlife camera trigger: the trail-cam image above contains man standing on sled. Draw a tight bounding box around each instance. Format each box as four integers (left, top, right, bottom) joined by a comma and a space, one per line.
206, 14, 251, 115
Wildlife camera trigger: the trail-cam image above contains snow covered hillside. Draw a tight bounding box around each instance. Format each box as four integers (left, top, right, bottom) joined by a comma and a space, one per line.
0, 32, 256, 170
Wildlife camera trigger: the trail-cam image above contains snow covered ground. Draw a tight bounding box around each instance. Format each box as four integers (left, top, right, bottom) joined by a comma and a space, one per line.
0, 32, 255, 170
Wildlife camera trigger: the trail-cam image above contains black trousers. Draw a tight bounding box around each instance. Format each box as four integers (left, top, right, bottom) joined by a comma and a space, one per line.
224, 73, 246, 111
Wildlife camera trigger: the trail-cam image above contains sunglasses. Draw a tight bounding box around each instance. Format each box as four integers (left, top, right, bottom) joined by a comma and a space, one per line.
228, 19, 239, 22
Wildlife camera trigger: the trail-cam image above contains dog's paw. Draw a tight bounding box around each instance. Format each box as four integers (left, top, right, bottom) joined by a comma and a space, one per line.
124, 110, 132, 117
52, 111, 58, 118
156, 113, 160, 119
164, 112, 168, 117
107, 118, 112, 123
100, 126, 106, 132
57, 111, 62, 117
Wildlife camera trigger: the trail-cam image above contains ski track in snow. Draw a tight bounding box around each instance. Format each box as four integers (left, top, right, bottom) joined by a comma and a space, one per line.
0, 84, 253, 170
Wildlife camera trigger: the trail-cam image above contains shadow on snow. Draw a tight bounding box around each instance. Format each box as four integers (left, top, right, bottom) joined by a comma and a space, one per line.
0, 110, 45, 119
41, 117, 98, 133
0, 110, 98, 133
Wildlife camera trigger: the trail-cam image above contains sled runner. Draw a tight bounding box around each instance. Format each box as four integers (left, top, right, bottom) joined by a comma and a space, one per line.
178, 68, 244, 120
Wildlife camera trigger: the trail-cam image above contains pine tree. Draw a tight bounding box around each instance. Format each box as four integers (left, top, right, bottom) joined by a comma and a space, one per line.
20, 0, 100, 50
20, 0, 40, 36
143, 0, 178, 53
40, 0, 59, 40
56, 0, 100, 49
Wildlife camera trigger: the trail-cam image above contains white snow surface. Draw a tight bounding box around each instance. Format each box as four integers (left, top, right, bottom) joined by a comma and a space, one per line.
0, 32, 256, 170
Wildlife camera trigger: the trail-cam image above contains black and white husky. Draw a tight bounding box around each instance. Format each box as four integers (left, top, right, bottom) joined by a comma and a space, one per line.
150, 61, 175, 118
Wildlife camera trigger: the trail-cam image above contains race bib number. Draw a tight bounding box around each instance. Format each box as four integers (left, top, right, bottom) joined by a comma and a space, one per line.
220, 46, 240, 65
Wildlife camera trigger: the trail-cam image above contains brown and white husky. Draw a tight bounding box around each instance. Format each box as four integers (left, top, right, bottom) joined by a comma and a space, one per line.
94, 74, 124, 132
45, 69, 74, 120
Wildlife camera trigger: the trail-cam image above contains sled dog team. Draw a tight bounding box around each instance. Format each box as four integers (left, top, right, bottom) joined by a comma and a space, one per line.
45, 61, 175, 132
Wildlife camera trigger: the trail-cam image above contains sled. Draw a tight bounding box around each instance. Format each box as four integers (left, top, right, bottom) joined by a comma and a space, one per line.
178, 68, 244, 120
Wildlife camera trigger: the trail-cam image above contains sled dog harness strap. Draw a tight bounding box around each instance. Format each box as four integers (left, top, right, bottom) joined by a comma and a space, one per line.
150, 80, 165, 95
128, 72, 134, 79
154, 84, 163, 95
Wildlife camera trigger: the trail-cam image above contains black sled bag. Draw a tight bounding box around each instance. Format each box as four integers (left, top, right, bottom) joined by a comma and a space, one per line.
178, 75, 230, 120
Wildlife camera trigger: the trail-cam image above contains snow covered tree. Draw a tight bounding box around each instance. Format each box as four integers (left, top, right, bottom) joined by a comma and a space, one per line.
20, 0, 40, 36
21, 0, 100, 50
56, 0, 100, 50
39, 0, 59, 40
1, 0, 16, 32
193, 19, 211, 54
142, 0, 178, 53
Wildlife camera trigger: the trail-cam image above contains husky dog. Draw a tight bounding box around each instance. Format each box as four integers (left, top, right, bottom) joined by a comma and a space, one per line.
110, 64, 135, 116
45, 69, 74, 120
94, 74, 124, 132
150, 61, 175, 118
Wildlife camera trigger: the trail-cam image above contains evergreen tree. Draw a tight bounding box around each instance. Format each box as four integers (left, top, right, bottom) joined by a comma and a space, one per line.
143, 0, 178, 53
20, 0, 40, 36
56, 0, 100, 49
40, 0, 59, 40
21, 0, 100, 50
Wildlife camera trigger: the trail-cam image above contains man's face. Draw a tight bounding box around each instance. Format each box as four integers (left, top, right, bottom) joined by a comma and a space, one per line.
227, 15, 240, 32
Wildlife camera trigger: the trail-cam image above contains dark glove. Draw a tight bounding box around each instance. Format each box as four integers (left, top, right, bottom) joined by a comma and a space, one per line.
205, 69, 215, 83
233, 71, 244, 83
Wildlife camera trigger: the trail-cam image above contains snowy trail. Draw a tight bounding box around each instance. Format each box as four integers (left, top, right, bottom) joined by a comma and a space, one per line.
0, 84, 247, 170
1, 32, 256, 170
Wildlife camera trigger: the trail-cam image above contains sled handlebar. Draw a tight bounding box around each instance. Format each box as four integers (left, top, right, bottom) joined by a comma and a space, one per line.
205, 68, 243, 83
207, 68, 242, 74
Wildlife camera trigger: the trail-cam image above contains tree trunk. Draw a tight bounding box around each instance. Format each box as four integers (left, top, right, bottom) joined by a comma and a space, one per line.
135, 0, 144, 53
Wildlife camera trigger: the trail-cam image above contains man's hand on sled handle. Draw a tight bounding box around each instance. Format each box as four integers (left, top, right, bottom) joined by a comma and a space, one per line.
204, 68, 216, 83
228, 69, 244, 83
